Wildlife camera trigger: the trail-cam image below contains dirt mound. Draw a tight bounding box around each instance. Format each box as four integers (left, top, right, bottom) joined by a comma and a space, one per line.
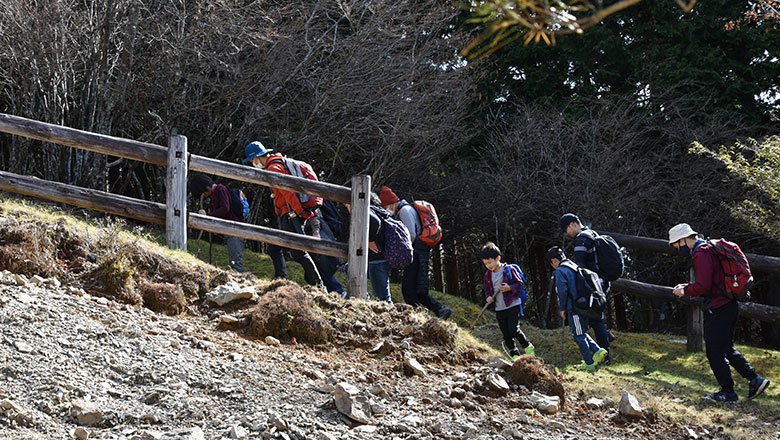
0, 214, 227, 314
507, 355, 565, 404
248, 280, 333, 343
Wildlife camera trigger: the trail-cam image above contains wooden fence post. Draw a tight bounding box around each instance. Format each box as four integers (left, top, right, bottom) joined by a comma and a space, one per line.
166, 135, 188, 250
687, 302, 704, 352
346, 175, 370, 299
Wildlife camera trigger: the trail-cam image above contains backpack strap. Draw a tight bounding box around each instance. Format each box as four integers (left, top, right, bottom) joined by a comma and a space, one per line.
558, 260, 583, 302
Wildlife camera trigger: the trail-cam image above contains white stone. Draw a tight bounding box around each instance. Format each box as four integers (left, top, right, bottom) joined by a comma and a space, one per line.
618, 392, 643, 419
399, 415, 422, 427
486, 373, 510, 395
403, 356, 426, 377
529, 391, 559, 414
16, 291, 34, 304
487, 356, 512, 370
13, 341, 34, 353
220, 315, 241, 324
185, 427, 205, 440
586, 397, 605, 409
206, 282, 255, 306
334, 383, 372, 424
229, 425, 248, 439
71, 400, 103, 426
265, 336, 281, 346
317, 433, 338, 440
30, 275, 46, 286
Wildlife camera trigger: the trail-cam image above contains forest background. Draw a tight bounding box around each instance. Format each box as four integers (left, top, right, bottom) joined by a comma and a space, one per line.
1, 1, 778, 344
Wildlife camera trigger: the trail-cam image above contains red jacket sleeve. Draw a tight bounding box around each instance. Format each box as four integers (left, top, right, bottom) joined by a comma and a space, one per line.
684, 248, 720, 297
266, 158, 304, 216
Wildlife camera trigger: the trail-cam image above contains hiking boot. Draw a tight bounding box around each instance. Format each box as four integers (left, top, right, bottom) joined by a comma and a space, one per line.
748, 375, 770, 400
524, 344, 535, 356
706, 391, 738, 402
579, 362, 596, 372
511, 354, 521, 362
437, 307, 452, 320
592, 348, 608, 366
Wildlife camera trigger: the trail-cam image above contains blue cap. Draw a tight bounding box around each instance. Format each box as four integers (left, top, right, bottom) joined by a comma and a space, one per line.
242, 141, 273, 163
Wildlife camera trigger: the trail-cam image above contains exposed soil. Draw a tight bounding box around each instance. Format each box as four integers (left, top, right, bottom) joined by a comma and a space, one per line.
0, 207, 732, 439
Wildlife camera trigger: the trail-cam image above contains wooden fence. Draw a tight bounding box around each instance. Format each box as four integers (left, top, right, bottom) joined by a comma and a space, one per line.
0, 113, 371, 298
600, 231, 780, 352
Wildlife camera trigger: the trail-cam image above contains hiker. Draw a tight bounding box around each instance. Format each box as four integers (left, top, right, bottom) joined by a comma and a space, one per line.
345, 194, 394, 304
242, 141, 323, 288
560, 213, 619, 348
481, 242, 534, 360
669, 223, 770, 401
188, 173, 244, 273
306, 200, 345, 295
380, 186, 452, 319
546, 246, 609, 371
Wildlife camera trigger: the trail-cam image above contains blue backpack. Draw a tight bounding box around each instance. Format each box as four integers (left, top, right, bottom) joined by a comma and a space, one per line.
228, 187, 250, 221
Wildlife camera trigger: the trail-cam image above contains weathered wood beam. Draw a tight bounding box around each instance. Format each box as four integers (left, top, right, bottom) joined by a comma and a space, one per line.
0, 171, 166, 224
600, 231, 780, 274
189, 155, 352, 204
612, 279, 780, 323
0, 113, 168, 166
0, 171, 348, 259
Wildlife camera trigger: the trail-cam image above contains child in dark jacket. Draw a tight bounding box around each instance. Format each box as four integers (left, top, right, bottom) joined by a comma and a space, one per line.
481, 242, 534, 360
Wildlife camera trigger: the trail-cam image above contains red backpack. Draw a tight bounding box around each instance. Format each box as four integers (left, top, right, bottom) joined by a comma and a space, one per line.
267, 157, 323, 216
408, 200, 442, 247
707, 239, 753, 301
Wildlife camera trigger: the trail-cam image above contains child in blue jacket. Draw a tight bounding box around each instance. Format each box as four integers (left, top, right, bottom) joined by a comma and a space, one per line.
481, 242, 534, 360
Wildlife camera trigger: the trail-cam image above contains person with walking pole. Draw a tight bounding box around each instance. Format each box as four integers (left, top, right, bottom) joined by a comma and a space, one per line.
480, 242, 534, 361
546, 246, 609, 372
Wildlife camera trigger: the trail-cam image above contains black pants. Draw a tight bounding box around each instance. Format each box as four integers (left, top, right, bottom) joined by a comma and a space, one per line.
268, 214, 322, 286
705, 300, 757, 393
401, 246, 445, 314
496, 305, 529, 354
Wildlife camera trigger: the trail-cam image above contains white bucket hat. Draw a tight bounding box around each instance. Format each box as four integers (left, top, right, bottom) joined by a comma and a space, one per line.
668, 223, 698, 244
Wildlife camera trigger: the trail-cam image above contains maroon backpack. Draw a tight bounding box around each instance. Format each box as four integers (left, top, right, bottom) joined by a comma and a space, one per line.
707, 239, 753, 301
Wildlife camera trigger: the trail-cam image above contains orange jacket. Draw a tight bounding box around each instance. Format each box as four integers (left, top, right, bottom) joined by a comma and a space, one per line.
264, 153, 304, 217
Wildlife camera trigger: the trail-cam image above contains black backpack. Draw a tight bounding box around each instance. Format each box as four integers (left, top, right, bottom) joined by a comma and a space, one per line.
227, 187, 249, 221
560, 260, 607, 319
579, 229, 624, 281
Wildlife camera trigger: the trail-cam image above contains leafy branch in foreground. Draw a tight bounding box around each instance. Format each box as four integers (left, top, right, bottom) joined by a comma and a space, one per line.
691, 136, 780, 243
460, 0, 698, 59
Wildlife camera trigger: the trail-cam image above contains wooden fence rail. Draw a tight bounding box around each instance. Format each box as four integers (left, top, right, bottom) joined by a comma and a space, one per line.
601, 230, 780, 274
0, 170, 349, 259
598, 230, 780, 352
0, 113, 366, 297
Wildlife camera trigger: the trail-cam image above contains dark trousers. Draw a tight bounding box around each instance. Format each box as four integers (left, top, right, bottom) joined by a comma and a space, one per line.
705, 300, 757, 393
496, 305, 529, 354
268, 214, 322, 286
401, 247, 445, 314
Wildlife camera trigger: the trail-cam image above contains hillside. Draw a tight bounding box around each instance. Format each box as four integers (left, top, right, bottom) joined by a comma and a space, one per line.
0, 197, 778, 440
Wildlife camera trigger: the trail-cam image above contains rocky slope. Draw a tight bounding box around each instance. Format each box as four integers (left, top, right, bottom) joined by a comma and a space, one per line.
0, 270, 704, 440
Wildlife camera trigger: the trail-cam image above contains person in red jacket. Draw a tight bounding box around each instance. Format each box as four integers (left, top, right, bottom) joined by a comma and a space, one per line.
188, 174, 244, 273
243, 141, 323, 288
669, 223, 769, 402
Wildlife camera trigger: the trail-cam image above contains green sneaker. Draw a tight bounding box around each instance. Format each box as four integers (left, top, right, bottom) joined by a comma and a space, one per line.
593, 348, 608, 366
524, 344, 535, 356
511, 354, 521, 362
580, 361, 596, 372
